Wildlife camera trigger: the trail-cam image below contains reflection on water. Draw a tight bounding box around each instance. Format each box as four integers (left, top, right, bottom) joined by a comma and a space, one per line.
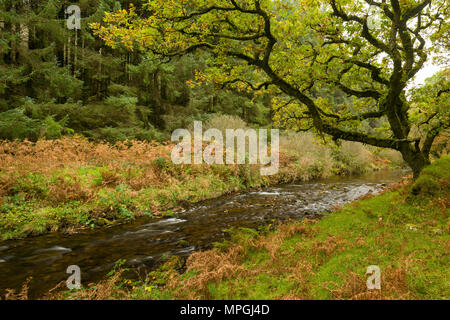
0, 170, 407, 298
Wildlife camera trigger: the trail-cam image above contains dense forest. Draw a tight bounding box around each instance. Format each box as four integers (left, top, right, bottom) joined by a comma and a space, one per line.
0, 0, 272, 142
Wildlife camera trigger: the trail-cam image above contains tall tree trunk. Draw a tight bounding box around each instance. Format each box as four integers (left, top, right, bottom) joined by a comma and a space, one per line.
74, 29, 77, 74
67, 36, 71, 67
10, 24, 16, 63
399, 145, 430, 179
19, 0, 30, 51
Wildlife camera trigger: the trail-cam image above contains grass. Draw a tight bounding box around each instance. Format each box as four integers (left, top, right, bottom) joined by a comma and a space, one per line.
48, 156, 449, 300
0, 135, 395, 241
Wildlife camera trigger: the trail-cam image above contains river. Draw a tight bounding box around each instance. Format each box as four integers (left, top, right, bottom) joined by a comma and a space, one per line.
0, 169, 407, 298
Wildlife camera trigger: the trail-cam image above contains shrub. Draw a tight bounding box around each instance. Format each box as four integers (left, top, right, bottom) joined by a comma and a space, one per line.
410, 156, 450, 196
86, 127, 128, 143
0, 108, 42, 141
340, 141, 373, 173
280, 132, 328, 157
200, 114, 249, 134
280, 131, 333, 177
410, 176, 441, 196
43, 115, 74, 139
331, 141, 373, 174
420, 156, 450, 180
377, 148, 405, 166
153, 157, 168, 170
107, 83, 138, 97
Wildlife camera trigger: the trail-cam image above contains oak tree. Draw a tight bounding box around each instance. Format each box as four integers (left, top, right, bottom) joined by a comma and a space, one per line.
93, 0, 450, 177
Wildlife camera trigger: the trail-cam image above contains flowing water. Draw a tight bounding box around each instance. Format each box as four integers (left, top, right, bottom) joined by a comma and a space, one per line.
0, 170, 407, 298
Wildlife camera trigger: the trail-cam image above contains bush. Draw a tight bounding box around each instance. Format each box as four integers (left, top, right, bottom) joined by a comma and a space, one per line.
420, 156, 450, 180
199, 114, 249, 134
86, 127, 128, 143
84, 126, 163, 143
410, 156, 450, 196
410, 176, 441, 196
280, 131, 334, 179
341, 141, 373, 173
107, 83, 138, 97
0, 108, 42, 140
377, 148, 405, 166
43, 115, 74, 139
331, 141, 373, 174
280, 132, 329, 157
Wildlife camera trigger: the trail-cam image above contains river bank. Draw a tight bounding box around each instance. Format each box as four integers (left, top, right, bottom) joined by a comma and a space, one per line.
0, 135, 400, 241
47, 156, 449, 300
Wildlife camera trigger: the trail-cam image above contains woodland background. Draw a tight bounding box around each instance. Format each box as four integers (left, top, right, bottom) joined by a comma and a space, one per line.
0, 0, 276, 142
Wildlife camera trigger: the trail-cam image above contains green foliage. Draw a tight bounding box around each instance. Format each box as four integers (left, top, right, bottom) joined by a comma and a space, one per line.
36, 60, 84, 103
107, 259, 128, 277
410, 176, 441, 196
153, 156, 169, 170
410, 156, 450, 196
0, 108, 41, 140
332, 142, 374, 175
43, 115, 74, 139
410, 71, 450, 149
421, 156, 450, 180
